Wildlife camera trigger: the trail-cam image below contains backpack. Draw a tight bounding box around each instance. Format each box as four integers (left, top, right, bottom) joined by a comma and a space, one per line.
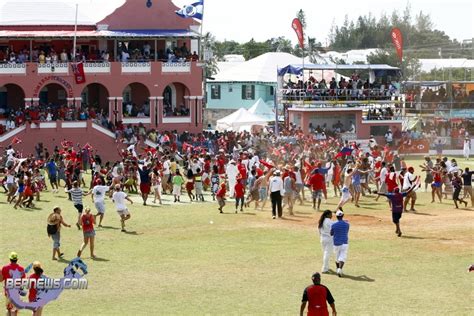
47, 224, 58, 236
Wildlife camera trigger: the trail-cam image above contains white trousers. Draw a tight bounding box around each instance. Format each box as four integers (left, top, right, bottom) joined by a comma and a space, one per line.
228, 179, 237, 197
320, 237, 333, 272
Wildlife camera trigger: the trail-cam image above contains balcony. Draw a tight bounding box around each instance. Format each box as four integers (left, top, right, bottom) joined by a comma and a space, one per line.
162, 62, 191, 73
84, 62, 111, 74
37, 63, 69, 74
0, 63, 26, 75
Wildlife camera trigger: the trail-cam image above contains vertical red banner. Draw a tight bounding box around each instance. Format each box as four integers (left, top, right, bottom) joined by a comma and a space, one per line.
391, 28, 403, 62
292, 18, 304, 49
72, 62, 86, 84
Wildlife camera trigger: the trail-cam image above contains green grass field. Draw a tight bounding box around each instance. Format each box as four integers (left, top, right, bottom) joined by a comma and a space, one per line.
1, 158, 473, 315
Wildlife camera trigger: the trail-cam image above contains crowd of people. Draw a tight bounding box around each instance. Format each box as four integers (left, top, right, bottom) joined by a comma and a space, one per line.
1, 125, 473, 315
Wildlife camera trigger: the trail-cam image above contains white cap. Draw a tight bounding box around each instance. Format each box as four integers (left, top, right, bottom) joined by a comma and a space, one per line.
336, 210, 344, 217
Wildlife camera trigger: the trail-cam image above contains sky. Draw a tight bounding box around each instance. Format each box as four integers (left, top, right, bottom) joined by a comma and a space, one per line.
13, 0, 474, 45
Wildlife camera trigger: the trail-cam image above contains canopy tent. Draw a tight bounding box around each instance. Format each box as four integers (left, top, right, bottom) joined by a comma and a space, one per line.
216, 108, 268, 132
248, 98, 275, 121
277, 63, 401, 78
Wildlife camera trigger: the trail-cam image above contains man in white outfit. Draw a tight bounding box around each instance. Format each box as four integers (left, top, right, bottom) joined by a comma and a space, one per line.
318, 210, 334, 273
463, 137, 471, 160
226, 160, 239, 198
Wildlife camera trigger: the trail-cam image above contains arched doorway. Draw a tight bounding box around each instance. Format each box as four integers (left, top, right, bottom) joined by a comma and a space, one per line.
39, 83, 67, 106
162, 82, 190, 116
81, 83, 110, 116
122, 82, 150, 117
0, 84, 25, 115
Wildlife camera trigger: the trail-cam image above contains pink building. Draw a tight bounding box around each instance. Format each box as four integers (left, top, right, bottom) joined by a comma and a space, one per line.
0, 0, 204, 160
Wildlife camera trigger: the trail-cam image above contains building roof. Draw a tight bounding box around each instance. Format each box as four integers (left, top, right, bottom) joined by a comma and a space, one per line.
213, 52, 307, 83
0, 29, 199, 39
419, 59, 474, 72
0, 0, 124, 26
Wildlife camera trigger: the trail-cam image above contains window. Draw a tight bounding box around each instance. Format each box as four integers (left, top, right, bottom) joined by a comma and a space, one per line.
228, 85, 233, 93
269, 86, 274, 96
242, 84, 255, 100
211, 85, 221, 99
370, 126, 390, 137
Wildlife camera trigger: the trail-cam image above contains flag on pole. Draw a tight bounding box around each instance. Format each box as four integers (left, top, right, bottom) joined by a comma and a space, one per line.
335, 147, 353, 158
10, 137, 22, 145
291, 18, 304, 49
391, 28, 403, 62
71, 62, 86, 84
176, 0, 204, 20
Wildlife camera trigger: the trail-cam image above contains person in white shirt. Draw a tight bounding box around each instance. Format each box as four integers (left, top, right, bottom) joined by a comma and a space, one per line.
463, 137, 471, 160
90, 179, 110, 227
402, 167, 419, 212
162, 158, 171, 194
226, 160, 239, 197
318, 210, 334, 273
375, 162, 388, 202
111, 184, 133, 232
268, 170, 284, 219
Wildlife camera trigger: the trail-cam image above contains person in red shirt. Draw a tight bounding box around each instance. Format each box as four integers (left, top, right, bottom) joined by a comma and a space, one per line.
234, 179, 245, 213
77, 207, 96, 258
216, 182, 226, 213
1, 252, 25, 316
310, 170, 325, 211
300, 272, 337, 316
28, 261, 44, 316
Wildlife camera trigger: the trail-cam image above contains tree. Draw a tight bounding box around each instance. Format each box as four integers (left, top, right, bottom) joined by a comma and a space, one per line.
202, 32, 219, 77
296, 9, 307, 29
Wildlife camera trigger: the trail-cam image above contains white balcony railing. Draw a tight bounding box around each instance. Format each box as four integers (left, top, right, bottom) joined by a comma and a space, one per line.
84, 62, 111, 74
121, 62, 151, 73
162, 116, 192, 124
162, 62, 191, 73
37, 63, 69, 74
0, 63, 26, 75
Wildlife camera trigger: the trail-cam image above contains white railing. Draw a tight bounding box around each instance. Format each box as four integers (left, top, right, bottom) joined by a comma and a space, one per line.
62, 122, 87, 128
84, 62, 111, 73
121, 62, 151, 73
0, 125, 26, 142
162, 116, 192, 124
37, 63, 69, 74
162, 62, 191, 73
122, 118, 151, 124
92, 122, 115, 139
0, 63, 26, 75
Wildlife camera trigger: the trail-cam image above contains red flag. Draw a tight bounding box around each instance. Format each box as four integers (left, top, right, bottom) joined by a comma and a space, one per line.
292, 18, 304, 49
83, 143, 93, 151
391, 28, 403, 62
11, 137, 22, 144
71, 62, 86, 84
61, 140, 73, 148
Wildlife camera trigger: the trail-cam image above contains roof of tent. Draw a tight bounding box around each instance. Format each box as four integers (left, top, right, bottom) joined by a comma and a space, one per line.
278, 64, 401, 77
248, 98, 275, 121
216, 108, 268, 132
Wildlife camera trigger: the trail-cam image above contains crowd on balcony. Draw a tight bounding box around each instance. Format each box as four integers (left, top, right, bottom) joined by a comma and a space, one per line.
163, 102, 190, 117
365, 106, 398, 120
282, 73, 400, 102
123, 101, 150, 118
118, 42, 198, 63
405, 86, 474, 112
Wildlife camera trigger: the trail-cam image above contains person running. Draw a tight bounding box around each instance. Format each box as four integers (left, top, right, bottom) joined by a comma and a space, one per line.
151, 169, 163, 204
137, 164, 151, 206
90, 179, 110, 227
234, 177, 245, 213
402, 167, 419, 212
336, 168, 356, 211
216, 182, 227, 213
462, 167, 474, 207
452, 172, 468, 209
331, 210, 350, 277
1, 252, 26, 316
185, 169, 195, 202
318, 210, 334, 273
210, 165, 220, 201
376, 187, 414, 237
77, 207, 96, 258
67, 181, 89, 229
300, 272, 337, 316
28, 261, 44, 316
430, 166, 443, 204
309, 169, 325, 212
111, 184, 134, 232
172, 170, 185, 203
194, 168, 204, 202
47, 207, 71, 260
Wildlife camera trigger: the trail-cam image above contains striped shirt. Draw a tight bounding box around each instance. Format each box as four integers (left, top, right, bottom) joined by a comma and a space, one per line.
331, 220, 350, 246
68, 188, 84, 205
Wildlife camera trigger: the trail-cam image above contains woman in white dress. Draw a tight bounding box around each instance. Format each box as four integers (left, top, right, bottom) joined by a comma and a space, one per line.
318, 210, 334, 273
463, 137, 470, 160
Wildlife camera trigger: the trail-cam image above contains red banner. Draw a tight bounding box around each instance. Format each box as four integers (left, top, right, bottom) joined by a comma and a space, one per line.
391, 27, 403, 62
71, 62, 86, 84
292, 18, 304, 49
398, 139, 429, 154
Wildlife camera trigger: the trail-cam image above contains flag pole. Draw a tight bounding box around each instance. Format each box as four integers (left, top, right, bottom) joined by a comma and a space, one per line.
72, 3, 78, 61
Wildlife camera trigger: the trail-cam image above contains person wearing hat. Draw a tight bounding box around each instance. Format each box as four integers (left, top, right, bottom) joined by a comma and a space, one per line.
330, 210, 350, 277
111, 184, 134, 232
1, 252, 25, 316
268, 170, 284, 219
28, 261, 44, 315
47, 207, 71, 260
300, 272, 337, 316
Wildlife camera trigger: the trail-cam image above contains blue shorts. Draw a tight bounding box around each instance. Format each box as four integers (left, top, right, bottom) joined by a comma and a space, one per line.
17, 184, 25, 193
51, 232, 60, 249
432, 182, 442, 188
83, 230, 96, 238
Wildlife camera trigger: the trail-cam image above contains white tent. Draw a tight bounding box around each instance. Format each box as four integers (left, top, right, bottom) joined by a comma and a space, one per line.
216, 108, 268, 132
248, 98, 275, 121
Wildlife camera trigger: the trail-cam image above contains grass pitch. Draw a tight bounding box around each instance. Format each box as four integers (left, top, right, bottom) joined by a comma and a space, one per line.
0, 158, 473, 315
